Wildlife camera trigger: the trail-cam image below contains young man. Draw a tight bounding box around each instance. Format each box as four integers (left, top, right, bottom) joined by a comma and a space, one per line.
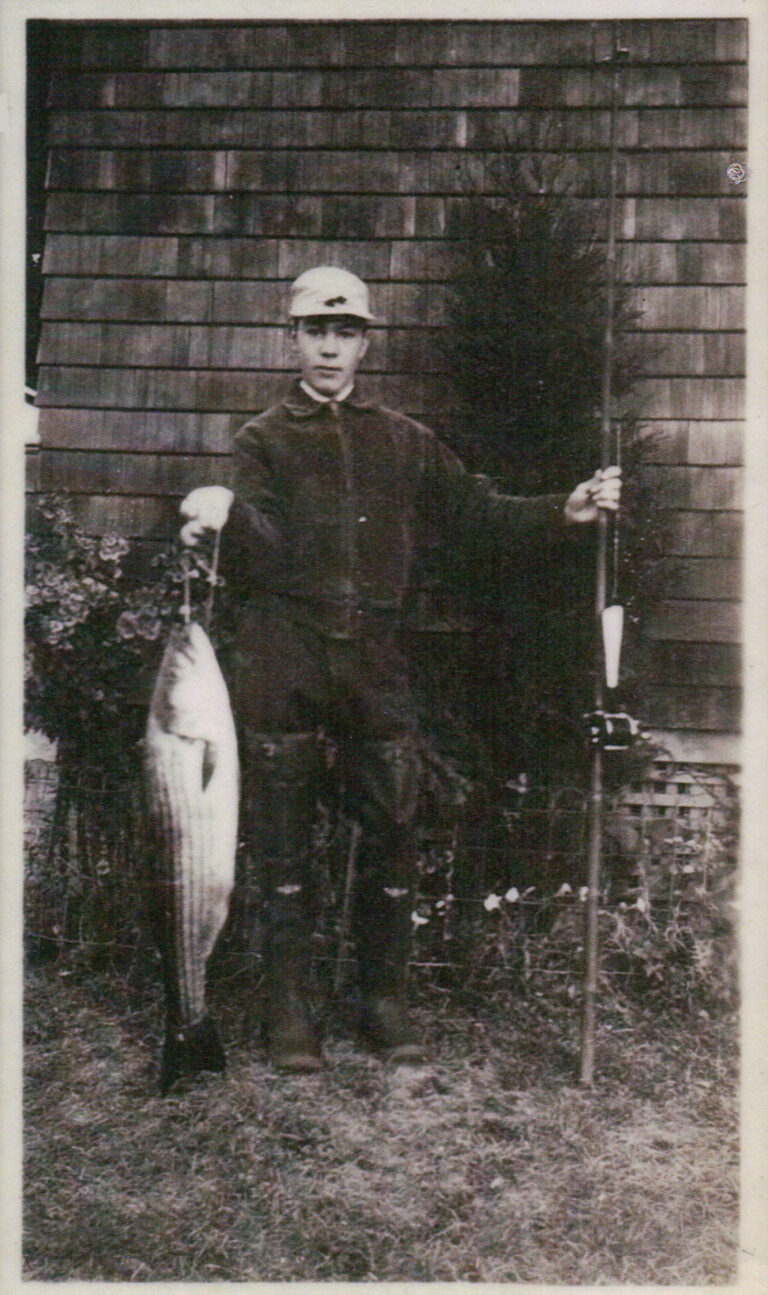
181, 266, 621, 1072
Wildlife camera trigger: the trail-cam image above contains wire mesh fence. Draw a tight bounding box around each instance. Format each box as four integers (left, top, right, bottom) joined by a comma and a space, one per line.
23, 756, 739, 1012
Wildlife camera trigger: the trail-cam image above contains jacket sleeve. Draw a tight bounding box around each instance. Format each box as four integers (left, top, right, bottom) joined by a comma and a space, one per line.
218, 422, 286, 594
420, 432, 571, 562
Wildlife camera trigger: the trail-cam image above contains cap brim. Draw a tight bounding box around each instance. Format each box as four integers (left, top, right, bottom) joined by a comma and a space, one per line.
290, 306, 378, 323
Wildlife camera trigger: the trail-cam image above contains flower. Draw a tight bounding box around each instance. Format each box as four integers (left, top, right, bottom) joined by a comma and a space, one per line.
116, 611, 137, 640
411, 911, 429, 927
556, 883, 572, 897
99, 534, 130, 563
132, 608, 163, 640
505, 886, 520, 904
505, 773, 528, 794
484, 893, 502, 912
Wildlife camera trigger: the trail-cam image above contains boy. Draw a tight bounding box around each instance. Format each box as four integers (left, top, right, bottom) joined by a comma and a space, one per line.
181, 266, 621, 1071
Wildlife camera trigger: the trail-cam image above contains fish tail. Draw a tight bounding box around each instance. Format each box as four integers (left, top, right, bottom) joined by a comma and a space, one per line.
160, 1016, 226, 1096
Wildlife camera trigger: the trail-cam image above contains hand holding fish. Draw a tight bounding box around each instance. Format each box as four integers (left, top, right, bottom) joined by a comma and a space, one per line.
564, 466, 622, 524
180, 486, 234, 546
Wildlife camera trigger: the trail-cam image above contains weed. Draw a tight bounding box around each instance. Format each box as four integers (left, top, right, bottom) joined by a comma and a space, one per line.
23, 967, 738, 1284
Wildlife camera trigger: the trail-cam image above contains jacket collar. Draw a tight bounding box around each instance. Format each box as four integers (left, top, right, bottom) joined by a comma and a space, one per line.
282, 379, 374, 418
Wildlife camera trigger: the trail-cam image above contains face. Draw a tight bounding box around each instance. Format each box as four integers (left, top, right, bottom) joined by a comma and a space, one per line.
292, 316, 369, 397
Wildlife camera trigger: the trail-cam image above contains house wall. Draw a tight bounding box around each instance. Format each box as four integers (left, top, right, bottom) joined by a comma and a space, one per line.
27, 19, 747, 760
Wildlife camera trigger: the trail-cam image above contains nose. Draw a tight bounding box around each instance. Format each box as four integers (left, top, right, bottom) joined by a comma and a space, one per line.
320, 329, 340, 355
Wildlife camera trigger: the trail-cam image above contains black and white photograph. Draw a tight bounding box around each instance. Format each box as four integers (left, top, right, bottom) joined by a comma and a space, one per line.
3, 1, 767, 1287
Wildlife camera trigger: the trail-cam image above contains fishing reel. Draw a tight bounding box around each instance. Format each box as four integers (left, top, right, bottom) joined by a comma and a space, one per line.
583, 706, 647, 751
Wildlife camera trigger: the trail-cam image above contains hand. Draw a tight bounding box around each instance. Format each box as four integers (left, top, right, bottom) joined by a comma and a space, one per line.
564, 466, 622, 524
179, 486, 234, 546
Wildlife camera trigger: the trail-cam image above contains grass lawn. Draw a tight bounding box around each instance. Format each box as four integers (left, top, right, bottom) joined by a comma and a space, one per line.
23, 964, 737, 1283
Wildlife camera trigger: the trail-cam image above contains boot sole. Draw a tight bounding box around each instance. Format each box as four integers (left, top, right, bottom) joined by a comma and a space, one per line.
358, 1029, 429, 1064
269, 1048, 325, 1072
385, 1042, 429, 1064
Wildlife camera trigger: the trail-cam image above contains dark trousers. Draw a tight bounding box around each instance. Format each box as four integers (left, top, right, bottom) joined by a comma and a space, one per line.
230, 597, 420, 997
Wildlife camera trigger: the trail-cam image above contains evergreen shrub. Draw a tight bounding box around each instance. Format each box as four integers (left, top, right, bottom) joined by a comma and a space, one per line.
408, 155, 663, 799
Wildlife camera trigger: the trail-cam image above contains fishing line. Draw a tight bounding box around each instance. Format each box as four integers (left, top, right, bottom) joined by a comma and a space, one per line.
204, 528, 222, 632
176, 530, 222, 631
180, 551, 193, 627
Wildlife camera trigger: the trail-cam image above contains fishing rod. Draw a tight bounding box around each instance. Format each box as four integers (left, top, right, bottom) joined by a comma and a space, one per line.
579, 36, 631, 1087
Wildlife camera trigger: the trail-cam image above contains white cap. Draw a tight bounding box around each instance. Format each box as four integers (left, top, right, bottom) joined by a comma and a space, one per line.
289, 266, 376, 322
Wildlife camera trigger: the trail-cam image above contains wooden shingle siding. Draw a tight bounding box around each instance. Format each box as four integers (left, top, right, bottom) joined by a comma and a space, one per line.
35, 325, 745, 381
37, 449, 229, 495
648, 641, 740, 685
43, 192, 746, 243
664, 513, 741, 560
41, 234, 745, 285
640, 335, 744, 377
45, 147, 743, 199
48, 65, 747, 111
47, 106, 747, 152
635, 380, 744, 419
659, 558, 740, 601
30, 18, 747, 756
644, 686, 740, 731
37, 409, 233, 453
642, 466, 742, 511
640, 422, 743, 465
647, 601, 741, 643
36, 323, 434, 374
37, 366, 432, 422
632, 198, 744, 239
62, 20, 745, 69
633, 286, 744, 330
41, 493, 181, 538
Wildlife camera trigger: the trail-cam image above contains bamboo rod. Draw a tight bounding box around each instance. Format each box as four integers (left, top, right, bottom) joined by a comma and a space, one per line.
580, 39, 629, 1087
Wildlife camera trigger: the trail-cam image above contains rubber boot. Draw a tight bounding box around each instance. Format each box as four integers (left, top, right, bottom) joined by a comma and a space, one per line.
266, 908, 324, 1073
352, 739, 428, 1063
243, 732, 324, 1072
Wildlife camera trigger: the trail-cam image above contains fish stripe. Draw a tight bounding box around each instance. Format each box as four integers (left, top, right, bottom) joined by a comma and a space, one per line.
143, 621, 238, 1088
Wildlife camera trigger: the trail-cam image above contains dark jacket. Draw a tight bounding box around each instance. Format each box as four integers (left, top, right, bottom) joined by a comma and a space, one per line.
223, 382, 570, 621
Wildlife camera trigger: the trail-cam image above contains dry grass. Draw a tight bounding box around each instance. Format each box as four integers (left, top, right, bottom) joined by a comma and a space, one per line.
23, 967, 737, 1283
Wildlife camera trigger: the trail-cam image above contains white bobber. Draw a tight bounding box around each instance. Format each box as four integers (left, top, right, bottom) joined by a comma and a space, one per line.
601, 603, 624, 689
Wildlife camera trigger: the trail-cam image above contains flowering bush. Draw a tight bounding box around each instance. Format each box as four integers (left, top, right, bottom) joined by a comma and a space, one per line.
25, 495, 213, 780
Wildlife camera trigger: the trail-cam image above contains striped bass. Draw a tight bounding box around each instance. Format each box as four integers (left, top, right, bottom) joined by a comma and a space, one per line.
143, 620, 239, 1094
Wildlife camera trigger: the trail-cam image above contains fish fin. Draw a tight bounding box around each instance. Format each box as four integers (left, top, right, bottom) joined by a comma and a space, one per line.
201, 741, 218, 791
160, 1016, 226, 1096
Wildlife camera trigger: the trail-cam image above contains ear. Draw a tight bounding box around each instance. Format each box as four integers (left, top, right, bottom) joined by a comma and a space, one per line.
359, 332, 370, 358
